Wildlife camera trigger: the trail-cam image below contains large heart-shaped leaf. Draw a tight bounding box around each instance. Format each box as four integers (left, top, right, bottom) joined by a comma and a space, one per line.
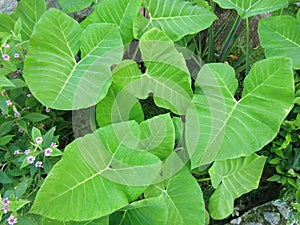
110, 197, 168, 225
208, 154, 266, 219
186, 58, 294, 169
258, 15, 300, 70
144, 167, 205, 225
212, 0, 288, 18
11, 0, 46, 41
125, 28, 193, 115
134, 0, 216, 41
30, 122, 162, 221
81, 0, 142, 44
24, 8, 123, 110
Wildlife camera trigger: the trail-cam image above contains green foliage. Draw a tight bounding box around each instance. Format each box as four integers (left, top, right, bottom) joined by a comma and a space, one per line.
212, 0, 288, 18
0, 0, 298, 224
258, 15, 300, 70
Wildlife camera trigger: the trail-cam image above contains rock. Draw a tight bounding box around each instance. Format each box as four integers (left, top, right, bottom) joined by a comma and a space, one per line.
227, 199, 299, 225
0, 0, 17, 14
263, 212, 281, 225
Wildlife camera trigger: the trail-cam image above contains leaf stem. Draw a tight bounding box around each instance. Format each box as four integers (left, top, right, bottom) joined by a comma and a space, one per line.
197, 177, 211, 182
245, 17, 250, 75
218, 15, 242, 62
207, 0, 215, 62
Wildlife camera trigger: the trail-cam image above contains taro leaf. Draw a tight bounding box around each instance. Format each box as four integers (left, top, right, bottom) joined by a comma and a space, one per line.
134, 0, 216, 41
42, 216, 109, 225
58, 0, 94, 13
24, 8, 123, 110
81, 0, 142, 44
96, 84, 144, 128
11, 0, 46, 41
125, 28, 193, 115
161, 167, 205, 225
96, 60, 144, 127
111, 197, 168, 225
138, 114, 174, 159
186, 59, 294, 169
0, 13, 15, 32
208, 154, 266, 219
258, 15, 300, 70
212, 0, 288, 18
30, 122, 162, 221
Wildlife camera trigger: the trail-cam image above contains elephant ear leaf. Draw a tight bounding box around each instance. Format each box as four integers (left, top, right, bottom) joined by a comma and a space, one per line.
186, 58, 294, 169
208, 154, 266, 219
134, 0, 216, 41
23, 8, 123, 110
258, 15, 300, 70
212, 0, 288, 18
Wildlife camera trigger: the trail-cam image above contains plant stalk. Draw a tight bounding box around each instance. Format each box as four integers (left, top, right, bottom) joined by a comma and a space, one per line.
218, 15, 242, 62
245, 17, 250, 75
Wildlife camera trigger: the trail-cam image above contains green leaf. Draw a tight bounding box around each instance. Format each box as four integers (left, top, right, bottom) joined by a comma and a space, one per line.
0, 121, 14, 137
23, 113, 49, 122
9, 200, 31, 211
11, 0, 46, 41
24, 9, 123, 110
212, 0, 288, 18
113, 197, 168, 225
0, 171, 13, 184
258, 15, 300, 70
0, 135, 14, 146
31, 127, 42, 142
14, 179, 31, 198
58, 0, 93, 13
138, 114, 174, 159
96, 83, 144, 128
126, 28, 193, 115
30, 122, 162, 221
134, 0, 216, 41
0, 76, 16, 87
42, 216, 109, 225
186, 59, 294, 169
0, 13, 15, 32
208, 154, 266, 219
81, 0, 142, 44
161, 167, 205, 225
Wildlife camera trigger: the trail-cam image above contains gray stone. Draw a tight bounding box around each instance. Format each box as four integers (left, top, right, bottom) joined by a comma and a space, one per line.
227, 199, 299, 225
0, 0, 17, 14
263, 212, 281, 225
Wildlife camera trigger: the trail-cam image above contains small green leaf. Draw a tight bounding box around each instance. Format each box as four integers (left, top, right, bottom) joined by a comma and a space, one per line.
0, 121, 14, 137
14, 179, 31, 198
0, 171, 13, 184
9, 200, 31, 211
0, 135, 14, 146
31, 127, 42, 143
23, 113, 49, 122
267, 174, 282, 182
14, 18, 22, 36
0, 76, 16, 87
